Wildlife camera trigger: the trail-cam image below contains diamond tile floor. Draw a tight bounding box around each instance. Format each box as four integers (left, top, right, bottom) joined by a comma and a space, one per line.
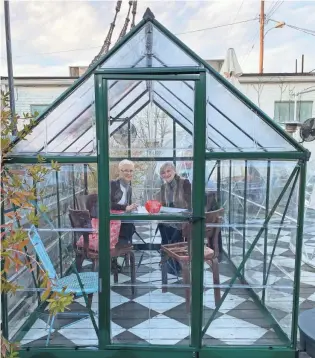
19, 221, 315, 349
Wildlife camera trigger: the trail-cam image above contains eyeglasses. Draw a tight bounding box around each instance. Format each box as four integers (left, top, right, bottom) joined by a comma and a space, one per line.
120, 169, 134, 174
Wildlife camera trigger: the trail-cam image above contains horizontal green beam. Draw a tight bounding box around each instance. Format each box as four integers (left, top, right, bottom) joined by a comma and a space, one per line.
95, 66, 205, 75
18, 346, 296, 358
205, 151, 307, 160
4, 155, 97, 164
109, 214, 191, 221
109, 156, 192, 162
96, 74, 199, 81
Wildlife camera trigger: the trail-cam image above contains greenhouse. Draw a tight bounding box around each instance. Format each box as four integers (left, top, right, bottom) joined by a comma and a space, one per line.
2, 8, 312, 358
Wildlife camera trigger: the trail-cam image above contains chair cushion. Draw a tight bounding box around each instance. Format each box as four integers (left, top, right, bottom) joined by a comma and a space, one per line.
76, 217, 122, 251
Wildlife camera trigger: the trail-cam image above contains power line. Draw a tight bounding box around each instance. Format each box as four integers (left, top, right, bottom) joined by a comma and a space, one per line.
1, 18, 257, 60
175, 18, 257, 35
269, 19, 315, 37
227, 0, 245, 37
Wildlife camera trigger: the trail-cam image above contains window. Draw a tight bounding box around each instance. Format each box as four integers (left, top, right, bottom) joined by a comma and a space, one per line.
30, 104, 49, 117
274, 101, 313, 123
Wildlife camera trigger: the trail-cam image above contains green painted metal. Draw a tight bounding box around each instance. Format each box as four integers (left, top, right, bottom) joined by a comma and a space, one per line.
291, 161, 306, 348
173, 121, 176, 164
205, 152, 308, 160
18, 346, 297, 358
201, 164, 300, 337
113, 89, 148, 120
111, 81, 143, 110
158, 81, 193, 112
109, 156, 193, 162
55, 171, 63, 276
95, 66, 205, 75
108, 214, 191, 221
217, 160, 221, 206
228, 160, 232, 257
95, 76, 111, 347
264, 170, 299, 286
150, 17, 308, 155
71, 164, 76, 209
84, 164, 88, 195
242, 160, 248, 275
101, 74, 200, 81
127, 120, 131, 159
190, 72, 207, 348
262, 160, 271, 304
5, 156, 97, 164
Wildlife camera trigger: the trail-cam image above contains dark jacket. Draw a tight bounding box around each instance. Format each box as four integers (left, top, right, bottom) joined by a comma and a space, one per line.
158, 174, 191, 210
110, 179, 132, 211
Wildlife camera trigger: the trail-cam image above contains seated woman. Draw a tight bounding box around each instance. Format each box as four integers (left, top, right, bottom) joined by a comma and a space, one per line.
157, 162, 191, 275
111, 159, 138, 246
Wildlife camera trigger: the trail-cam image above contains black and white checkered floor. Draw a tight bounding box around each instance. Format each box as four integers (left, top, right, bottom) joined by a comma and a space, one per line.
20, 222, 315, 348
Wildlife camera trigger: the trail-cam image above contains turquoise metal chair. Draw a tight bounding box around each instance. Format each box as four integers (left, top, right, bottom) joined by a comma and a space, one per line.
28, 225, 99, 346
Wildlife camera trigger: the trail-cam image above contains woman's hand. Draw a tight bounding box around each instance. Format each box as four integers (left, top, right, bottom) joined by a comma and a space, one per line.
126, 203, 138, 212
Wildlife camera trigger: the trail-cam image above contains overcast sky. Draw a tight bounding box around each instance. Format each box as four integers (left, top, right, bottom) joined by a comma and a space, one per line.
0, 0, 314, 76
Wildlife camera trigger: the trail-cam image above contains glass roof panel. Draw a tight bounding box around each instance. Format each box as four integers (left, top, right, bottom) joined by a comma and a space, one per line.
12, 76, 94, 154
109, 81, 147, 119
206, 73, 296, 152
151, 23, 199, 67
64, 126, 95, 154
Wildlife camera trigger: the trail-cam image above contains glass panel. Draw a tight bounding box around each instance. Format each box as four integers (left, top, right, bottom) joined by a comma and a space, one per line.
202, 159, 300, 346
206, 72, 296, 152
106, 77, 195, 345
4, 163, 99, 348
12, 76, 95, 155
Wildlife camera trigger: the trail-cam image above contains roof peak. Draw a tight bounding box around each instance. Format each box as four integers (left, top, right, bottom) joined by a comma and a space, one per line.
143, 7, 155, 20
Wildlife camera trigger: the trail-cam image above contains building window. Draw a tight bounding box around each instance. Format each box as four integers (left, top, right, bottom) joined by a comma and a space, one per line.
30, 104, 49, 117
274, 101, 313, 123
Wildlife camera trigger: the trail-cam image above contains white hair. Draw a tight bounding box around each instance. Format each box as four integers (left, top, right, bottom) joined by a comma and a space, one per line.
160, 161, 176, 174
118, 159, 134, 170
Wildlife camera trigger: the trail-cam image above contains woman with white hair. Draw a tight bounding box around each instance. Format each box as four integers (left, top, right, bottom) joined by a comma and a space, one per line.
157, 162, 191, 275
111, 159, 138, 246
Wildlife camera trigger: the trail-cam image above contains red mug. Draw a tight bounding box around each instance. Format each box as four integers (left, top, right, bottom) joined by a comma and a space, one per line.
145, 200, 162, 214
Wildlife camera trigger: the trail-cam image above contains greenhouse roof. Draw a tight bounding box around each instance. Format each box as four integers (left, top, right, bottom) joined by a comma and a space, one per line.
10, 8, 309, 158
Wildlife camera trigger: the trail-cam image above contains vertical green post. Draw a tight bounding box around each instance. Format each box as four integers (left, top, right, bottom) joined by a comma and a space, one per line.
55, 170, 63, 277
127, 120, 131, 159
95, 75, 111, 348
173, 121, 176, 165
228, 160, 232, 257
262, 160, 271, 303
217, 160, 221, 205
242, 160, 248, 276
84, 164, 88, 195
71, 164, 76, 208
291, 160, 306, 348
191, 73, 206, 349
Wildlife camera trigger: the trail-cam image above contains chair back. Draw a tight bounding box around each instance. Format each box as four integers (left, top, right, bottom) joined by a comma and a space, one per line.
85, 194, 98, 218
28, 225, 57, 280
69, 208, 92, 251
75, 195, 88, 210
182, 208, 224, 256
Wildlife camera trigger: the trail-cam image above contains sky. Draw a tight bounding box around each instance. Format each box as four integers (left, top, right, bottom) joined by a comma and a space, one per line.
0, 0, 315, 76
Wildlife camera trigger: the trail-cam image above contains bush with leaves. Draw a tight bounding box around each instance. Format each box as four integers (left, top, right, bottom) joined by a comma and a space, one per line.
1, 91, 74, 357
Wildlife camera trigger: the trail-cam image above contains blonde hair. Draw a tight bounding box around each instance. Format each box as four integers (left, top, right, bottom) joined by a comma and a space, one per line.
160, 162, 176, 175
118, 159, 134, 170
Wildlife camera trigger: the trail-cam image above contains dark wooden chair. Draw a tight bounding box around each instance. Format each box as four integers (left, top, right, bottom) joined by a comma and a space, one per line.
68, 208, 136, 294
161, 208, 224, 310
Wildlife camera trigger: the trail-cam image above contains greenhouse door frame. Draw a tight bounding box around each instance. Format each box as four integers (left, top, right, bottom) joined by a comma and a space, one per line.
95, 67, 207, 354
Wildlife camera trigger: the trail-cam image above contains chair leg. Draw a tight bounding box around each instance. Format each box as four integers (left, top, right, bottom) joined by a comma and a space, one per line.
161, 255, 168, 293
87, 293, 93, 309
112, 257, 119, 284
46, 314, 55, 347
125, 253, 130, 268
129, 251, 136, 296
76, 253, 84, 272
92, 259, 98, 272
211, 258, 221, 306
182, 264, 190, 312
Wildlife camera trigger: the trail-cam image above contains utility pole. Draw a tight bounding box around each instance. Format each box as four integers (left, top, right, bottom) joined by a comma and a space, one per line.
259, 0, 265, 74
4, 0, 16, 133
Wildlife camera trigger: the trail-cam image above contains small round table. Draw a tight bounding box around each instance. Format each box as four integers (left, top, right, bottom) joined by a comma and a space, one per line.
299, 309, 315, 358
